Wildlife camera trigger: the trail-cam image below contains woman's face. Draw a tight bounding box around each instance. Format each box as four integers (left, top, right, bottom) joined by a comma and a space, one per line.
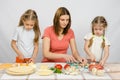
23, 20, 35, 30
93, 25, 105, 36
59, 15, 69, 29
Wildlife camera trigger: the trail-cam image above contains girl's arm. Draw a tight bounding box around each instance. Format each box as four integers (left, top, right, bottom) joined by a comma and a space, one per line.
42, 37, 76, 62
70, 38, 87, 63
11, 40, 24, 59
99, 45, 109, 65
84, 40, 95, 61
30, 42, 39, 63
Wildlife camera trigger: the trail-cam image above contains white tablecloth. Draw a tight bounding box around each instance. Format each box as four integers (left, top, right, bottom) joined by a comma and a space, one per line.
1, 63, 118, 80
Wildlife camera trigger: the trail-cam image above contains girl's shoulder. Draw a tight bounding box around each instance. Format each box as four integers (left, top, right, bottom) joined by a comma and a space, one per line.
84, 33, 93, 40
104, 36, 111, 46
15, 26, 24, 31
103, 36, 109, 40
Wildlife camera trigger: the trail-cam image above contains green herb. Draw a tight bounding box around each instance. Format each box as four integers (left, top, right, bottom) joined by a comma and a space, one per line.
50, 67, 62, 73
54, 68, 62, 73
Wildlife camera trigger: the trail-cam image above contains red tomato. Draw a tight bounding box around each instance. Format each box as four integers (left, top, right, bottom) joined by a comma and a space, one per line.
64, 64, 70, 69
89, 63, 96, 71
96, 64, 104, 70
89, 63, 104, 71
89, 65, 95, 71
55, 64, 62, 70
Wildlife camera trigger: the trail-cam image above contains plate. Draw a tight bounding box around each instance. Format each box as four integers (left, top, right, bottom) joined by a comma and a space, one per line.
6, 66, 35, 75
37, 69, 53, 76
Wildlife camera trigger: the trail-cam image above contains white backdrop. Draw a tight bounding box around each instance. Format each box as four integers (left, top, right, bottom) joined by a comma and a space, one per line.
0, 0, 120, 63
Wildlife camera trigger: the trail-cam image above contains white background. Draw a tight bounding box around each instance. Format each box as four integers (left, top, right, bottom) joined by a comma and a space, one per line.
0, 0, 120, 63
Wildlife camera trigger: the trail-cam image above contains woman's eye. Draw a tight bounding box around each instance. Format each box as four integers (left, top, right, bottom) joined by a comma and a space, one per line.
60, 19, 64, 21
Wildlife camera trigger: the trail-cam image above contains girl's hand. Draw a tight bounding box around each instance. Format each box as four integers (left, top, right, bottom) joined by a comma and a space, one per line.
89, 54, 95, 62
77, 57, 87, 64
82, 58, 87, 64
29, 57, 35, 63
62, 54, 77, 62
99, 60, 105, 66
18, 54, 24, 60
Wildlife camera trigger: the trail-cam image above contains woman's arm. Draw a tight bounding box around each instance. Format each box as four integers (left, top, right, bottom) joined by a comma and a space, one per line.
84, 40, 95, 61
70, 38, 87, 63
11, 40, 24, 59
42, 37, 76, 62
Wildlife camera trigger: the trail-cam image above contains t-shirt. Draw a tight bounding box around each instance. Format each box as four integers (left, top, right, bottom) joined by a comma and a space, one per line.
12, 26, 35, 58
84, 33, 110, 61
42, 26, 75, 62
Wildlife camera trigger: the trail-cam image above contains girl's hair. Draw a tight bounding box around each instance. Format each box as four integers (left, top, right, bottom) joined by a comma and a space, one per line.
53, 7, 71, 35
88, 16, 107, 48
18, 9, 41, 44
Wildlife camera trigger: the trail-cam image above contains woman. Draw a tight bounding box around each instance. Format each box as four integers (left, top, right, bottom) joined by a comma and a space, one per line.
42, 7, 86, 63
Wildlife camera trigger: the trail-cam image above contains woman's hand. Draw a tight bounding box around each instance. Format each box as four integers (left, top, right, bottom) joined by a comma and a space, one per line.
62, 54, 77, 62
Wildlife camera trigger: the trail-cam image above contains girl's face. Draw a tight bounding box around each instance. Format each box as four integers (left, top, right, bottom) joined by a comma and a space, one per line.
59, 15, 69, 29
23, 20, 35, 30
93, 25, 105, 36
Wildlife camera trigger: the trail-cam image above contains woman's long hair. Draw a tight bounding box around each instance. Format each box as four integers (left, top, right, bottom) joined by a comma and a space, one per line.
53, 7, 71, 35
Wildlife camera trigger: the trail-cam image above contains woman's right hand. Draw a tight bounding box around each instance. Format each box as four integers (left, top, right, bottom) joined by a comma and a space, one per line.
62, 54, 77, 62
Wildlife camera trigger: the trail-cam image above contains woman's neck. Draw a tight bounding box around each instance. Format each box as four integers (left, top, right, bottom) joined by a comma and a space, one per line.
59, 28, 64, 35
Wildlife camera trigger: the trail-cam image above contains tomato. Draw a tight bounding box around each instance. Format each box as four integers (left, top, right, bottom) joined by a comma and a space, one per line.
55, 64, 62, 70
64, 64, 70, 69
96, 64, 104, 70
89, 65, 95, 71
89, 63, 96, 71
89, 63, 104, 71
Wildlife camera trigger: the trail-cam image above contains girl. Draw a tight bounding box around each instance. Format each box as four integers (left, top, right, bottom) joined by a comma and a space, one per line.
84, 16, 110, 66
11, 9, 40, 63
42, 7, 86, 63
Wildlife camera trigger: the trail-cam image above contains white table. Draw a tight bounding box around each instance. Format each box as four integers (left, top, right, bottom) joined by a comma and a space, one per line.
1, 63, 119, 80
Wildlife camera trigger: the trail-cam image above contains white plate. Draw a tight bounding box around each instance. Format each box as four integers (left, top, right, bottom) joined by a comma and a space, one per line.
37, 69, 54, 76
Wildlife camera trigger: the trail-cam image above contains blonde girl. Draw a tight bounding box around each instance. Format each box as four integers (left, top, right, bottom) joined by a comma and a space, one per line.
84, 16, 110, 66
11, 9, 40, 63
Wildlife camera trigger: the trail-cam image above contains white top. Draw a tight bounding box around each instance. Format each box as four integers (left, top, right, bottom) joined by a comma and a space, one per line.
12, 26, 35, 58
84, 33, 110, 61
